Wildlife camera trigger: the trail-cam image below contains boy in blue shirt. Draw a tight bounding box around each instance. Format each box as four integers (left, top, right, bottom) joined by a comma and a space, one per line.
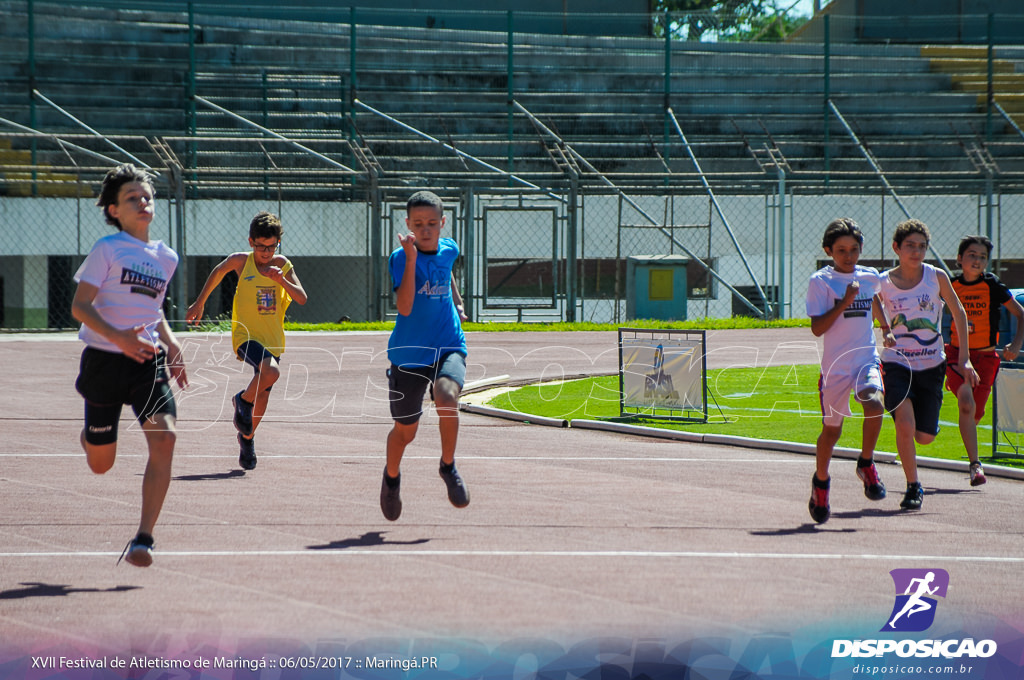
381, 191, 469, 521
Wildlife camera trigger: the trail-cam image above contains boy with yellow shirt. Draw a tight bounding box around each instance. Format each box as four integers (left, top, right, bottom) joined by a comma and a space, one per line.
186, 212, 307, 469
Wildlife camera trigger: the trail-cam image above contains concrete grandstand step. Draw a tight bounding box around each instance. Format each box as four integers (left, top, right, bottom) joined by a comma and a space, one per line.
951, 74, 1024, 91
928, 58, 1017, 74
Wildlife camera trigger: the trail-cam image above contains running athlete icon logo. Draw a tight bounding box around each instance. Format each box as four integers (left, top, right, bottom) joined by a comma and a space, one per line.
881, 568, 949, 632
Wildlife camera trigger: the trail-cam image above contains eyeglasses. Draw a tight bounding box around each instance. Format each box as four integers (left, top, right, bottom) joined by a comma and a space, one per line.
252, 243, 279, 253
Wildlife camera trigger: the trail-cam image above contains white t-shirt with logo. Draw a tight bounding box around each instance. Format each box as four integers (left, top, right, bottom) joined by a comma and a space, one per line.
74, 231, 178, 353
879, 263, 946, 371
806, 264, 882, 374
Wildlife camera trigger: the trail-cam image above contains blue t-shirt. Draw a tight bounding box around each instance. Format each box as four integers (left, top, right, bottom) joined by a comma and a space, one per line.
387, 237, 467, 368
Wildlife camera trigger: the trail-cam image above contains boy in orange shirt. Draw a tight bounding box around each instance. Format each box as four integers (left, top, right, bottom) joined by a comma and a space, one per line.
946, 235, 1024, 486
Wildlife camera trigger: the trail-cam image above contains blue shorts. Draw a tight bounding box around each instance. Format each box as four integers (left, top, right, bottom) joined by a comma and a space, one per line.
237, 340, 279, 391
882, 361, 945, 436
388, 352, 467, 425
76, 347, 177, 445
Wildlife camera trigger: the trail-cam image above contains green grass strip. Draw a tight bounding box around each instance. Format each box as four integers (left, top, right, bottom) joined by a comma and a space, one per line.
486, 368, 1024, 469
277, 317, 810, 333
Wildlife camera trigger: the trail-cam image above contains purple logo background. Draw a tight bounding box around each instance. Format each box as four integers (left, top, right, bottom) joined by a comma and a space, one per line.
882, 568, 950, 632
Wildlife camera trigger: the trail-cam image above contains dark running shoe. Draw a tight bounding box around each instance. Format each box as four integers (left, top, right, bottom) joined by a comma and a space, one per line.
381, 469, 402, 521
900, 482, 924, 510
118, 532, 154, 568
808, 475, 830, 524
439, 461, 470, 508
237, 433, 257, 470
232, 390, 254, 436
969, 462, 987, 487
856, 460, 887, 501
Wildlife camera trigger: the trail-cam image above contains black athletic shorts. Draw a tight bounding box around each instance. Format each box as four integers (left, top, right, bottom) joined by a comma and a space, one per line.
881, 361, 945, 437
75, 346, 177, 445
387, 352, 467, 425
237, 340, 279, 391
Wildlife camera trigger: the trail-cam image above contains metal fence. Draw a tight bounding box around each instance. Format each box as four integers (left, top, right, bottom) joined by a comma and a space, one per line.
5, 165, 1022, 330
3, 3, 1024, 328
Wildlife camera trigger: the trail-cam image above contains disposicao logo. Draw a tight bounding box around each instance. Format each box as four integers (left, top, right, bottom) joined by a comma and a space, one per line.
882, 568, 948, 632
831, 568, 998, 659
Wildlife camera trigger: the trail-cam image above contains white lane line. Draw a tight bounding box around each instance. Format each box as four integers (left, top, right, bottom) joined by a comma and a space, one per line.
0, 454, 809, 462
2, 550, 1023, 563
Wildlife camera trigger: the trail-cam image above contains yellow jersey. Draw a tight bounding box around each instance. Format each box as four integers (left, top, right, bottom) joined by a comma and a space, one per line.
231, 252, 292, 356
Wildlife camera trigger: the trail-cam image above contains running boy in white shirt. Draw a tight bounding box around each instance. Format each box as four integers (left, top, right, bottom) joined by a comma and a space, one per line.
806, 218, 889, 524
71, 164, 189, 567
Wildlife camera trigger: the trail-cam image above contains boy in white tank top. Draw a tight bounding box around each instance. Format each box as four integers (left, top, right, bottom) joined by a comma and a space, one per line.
877, 220, 977, 511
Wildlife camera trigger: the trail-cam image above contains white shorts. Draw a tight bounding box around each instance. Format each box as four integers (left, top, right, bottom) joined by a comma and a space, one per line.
818, 362, 883, 427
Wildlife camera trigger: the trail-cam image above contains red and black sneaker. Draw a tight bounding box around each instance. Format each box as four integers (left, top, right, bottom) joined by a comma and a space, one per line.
856, 459, 887, 501
969, 462, 987, 487
808, 475, 831, 524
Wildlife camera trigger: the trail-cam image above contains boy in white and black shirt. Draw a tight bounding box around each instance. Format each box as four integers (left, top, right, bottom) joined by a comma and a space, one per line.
71, 164, 188, 567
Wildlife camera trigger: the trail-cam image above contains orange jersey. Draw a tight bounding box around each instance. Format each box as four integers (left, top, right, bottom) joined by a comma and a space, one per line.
950, 273, 1011, 349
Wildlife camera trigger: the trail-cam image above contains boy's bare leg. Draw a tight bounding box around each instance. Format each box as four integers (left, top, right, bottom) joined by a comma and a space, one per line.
249, 388, 273, 436
139, 413, 176, 536
241, 358, 280, 436
386, 421, 418, 478
956, 382, 980, 465
815, 424, 842, 481
434, 376, 461, 466
81, 432, 117, 474
892, 400, 919, 483
858, 389, 885, 460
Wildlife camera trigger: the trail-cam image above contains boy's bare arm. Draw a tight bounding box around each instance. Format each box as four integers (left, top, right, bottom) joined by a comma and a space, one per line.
394, 234, 418, 316
450, 272, 467, 321
809, 281, 859, 337
185, 253, 246, 323
265, 258, 308, 305
938, 271, 979, 386
281, 268, 307, 305
71, 281, 158, 360
154, 312, 189, 388
872, 295, 896, 347
1003, 297, 1024, 360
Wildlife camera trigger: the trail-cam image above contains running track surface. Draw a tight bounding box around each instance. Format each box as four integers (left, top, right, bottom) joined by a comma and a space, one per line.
1, 329, 1022, 656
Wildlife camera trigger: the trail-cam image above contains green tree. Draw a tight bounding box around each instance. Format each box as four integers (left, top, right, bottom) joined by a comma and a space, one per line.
653, 0, 810, 42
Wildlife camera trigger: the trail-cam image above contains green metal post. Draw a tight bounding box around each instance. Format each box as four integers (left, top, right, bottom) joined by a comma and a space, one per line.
777, 168, 786, 319
986, 13, 994, 144
507, 11, 514, 180
823, 14, 830, 187
370, 179, 382, 321
566, 177, 578, 322
349, 7, 358, 193
262, 70, 269, 199
663, 9, 671, 172
986, 13, 994, 239
187, 1, 196, 189
463, 186, 475, 321
349, 7, 357, 112
28, 0, 36, 194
